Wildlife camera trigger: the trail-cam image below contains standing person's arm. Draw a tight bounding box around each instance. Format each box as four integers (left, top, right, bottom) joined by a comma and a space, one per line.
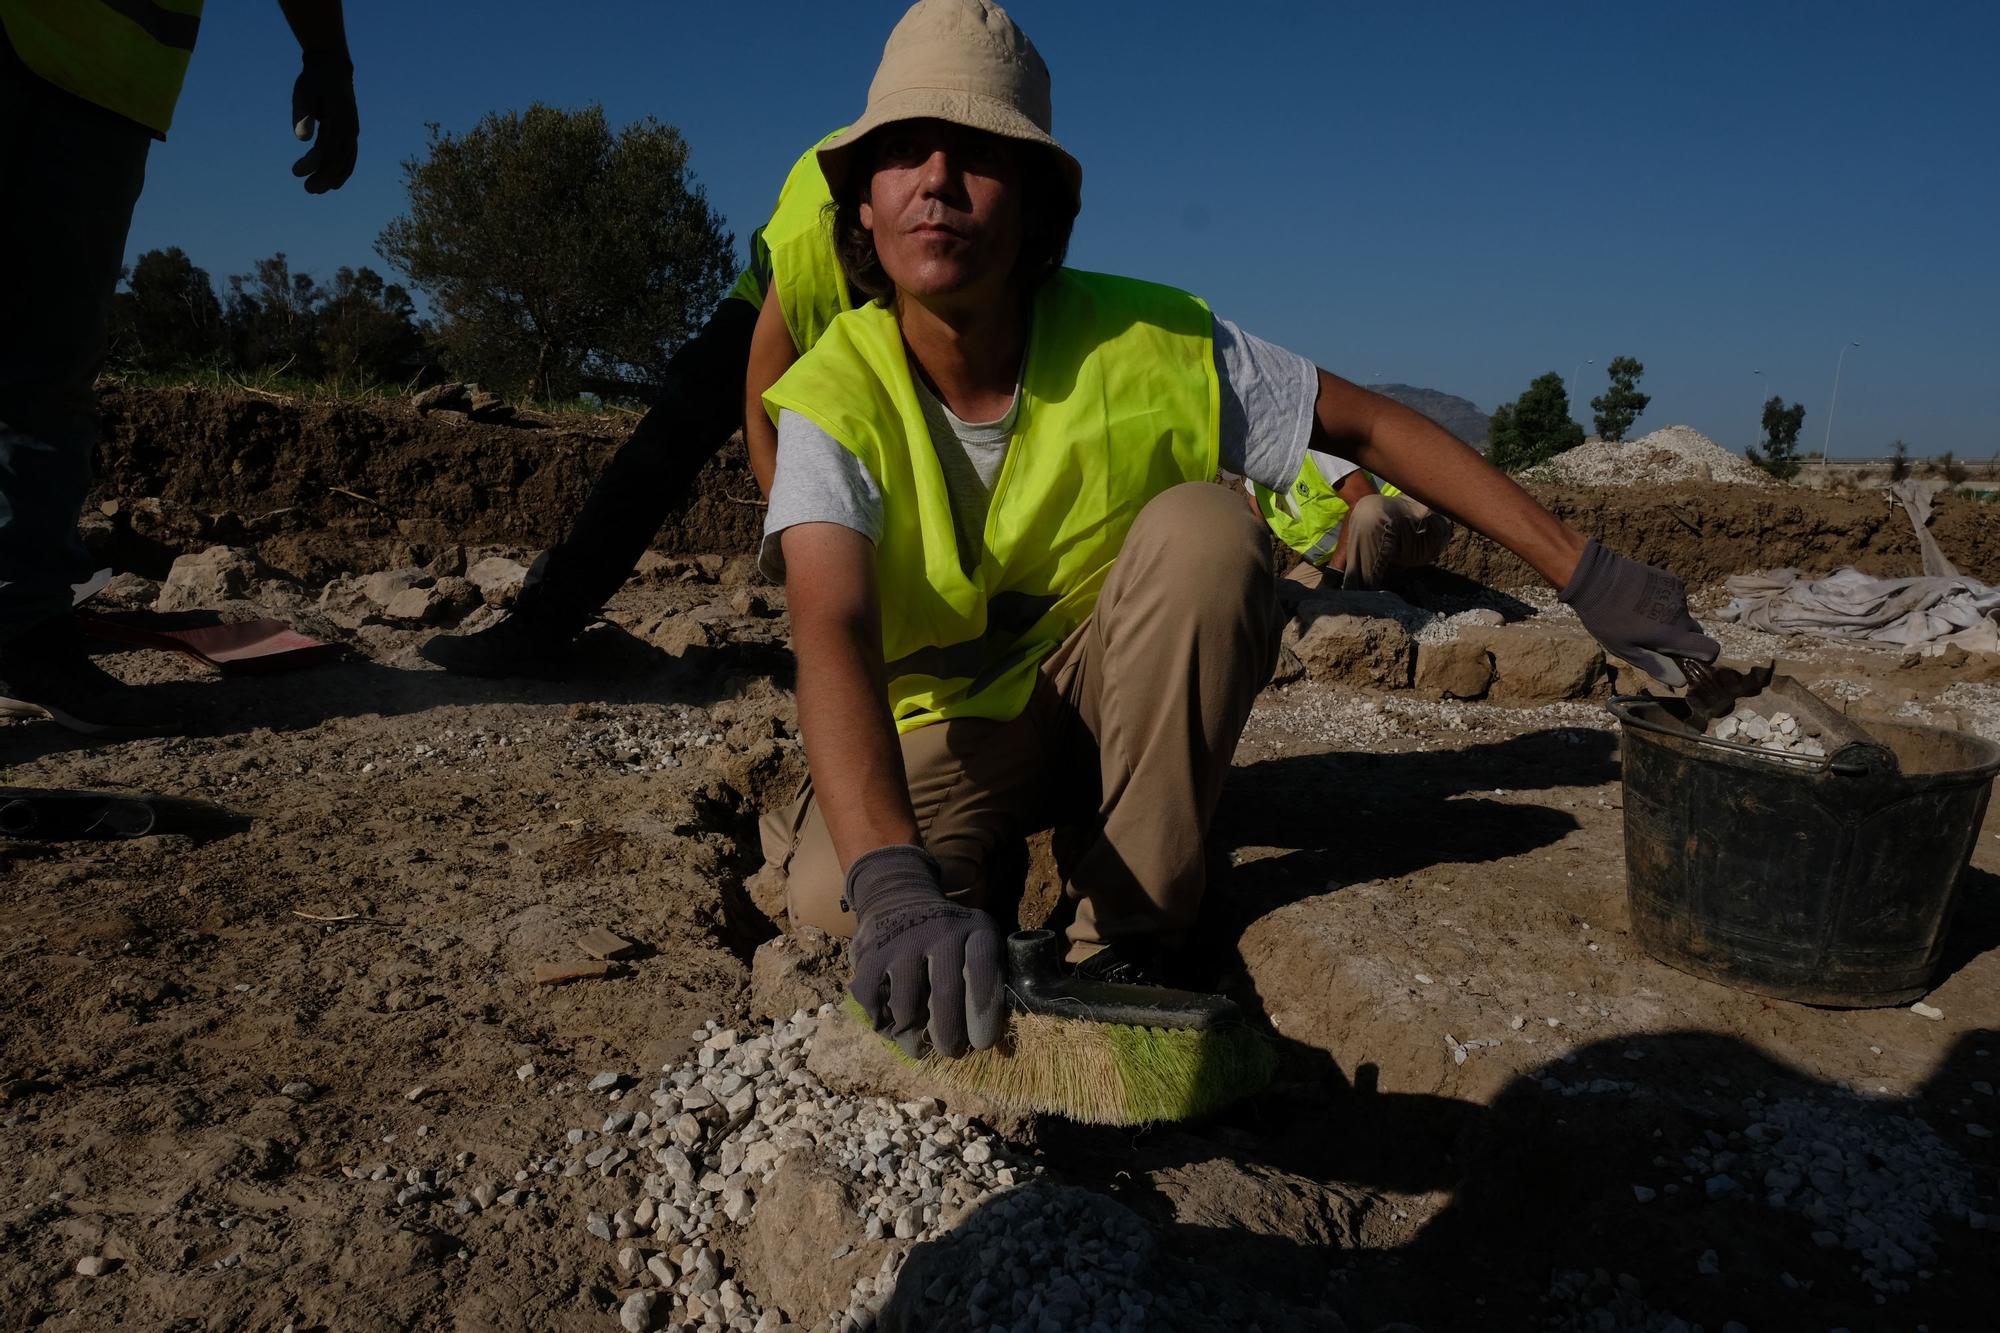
1307, 370, 1716, 683
277, 1, 357, 193
745, 294, 800, 499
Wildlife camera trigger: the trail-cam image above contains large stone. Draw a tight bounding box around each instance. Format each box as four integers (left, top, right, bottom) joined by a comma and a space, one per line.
735, 1155, 898, 1328
749, 927, 844, 1023
411, 382, 471, 414
429, 575, 483, 622
362, 568, 428, 608
154, 545, 267, 612
1456, 624, 1606, 702
1292, 589, 1422, 624
1284, 612, 1412, 688
384, 585, 445, 624
1413, 639, 1496, 700
466, 556, 529, 608
317, 575, 378, 630
1145, 1151, 1366, 1251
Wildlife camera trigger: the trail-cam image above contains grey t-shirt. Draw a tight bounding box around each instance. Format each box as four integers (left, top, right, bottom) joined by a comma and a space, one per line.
761, 314, 1317, 579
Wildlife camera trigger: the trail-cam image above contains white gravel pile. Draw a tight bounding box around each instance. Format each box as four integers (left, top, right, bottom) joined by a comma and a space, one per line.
1721, 1094, 1980, 1293
1546, 1268, 1744, 1333
1707, 706, 1828, 759
1530, 426, 1773, 488
557, 1008, 1040, 1332
889, 1180, 1267, 1333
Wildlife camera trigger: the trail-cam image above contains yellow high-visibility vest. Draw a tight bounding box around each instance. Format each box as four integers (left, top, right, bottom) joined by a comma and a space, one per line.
726, 130, 853, 354
1255, 454, 1401, 566
1, 0, 203, 135
765, 268, 1220, 732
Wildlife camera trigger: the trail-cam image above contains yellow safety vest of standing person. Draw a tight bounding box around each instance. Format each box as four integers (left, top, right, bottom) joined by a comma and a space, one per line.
765, 269, 1221, 733
725, 130, 853, 352
1254, 454, 1403, 567
0, 0, 203, 135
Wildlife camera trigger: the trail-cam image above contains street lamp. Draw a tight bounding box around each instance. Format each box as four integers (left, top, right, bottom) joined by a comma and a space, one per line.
1751, 369, 1765, 454
1822, 340, 1860, 461
1569, 358, 1592, 428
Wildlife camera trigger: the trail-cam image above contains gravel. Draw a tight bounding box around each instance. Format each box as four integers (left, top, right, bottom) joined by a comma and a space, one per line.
546, 1007, 1039, 1332
888, 1180, 1270, 1333
1528, 426, 1774, 488
1707, 706, 1828, 759
1673, 1092, 1977, 1294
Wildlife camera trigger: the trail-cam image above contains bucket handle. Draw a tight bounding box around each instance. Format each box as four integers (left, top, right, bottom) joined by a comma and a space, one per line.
1609, 695, 1875, 777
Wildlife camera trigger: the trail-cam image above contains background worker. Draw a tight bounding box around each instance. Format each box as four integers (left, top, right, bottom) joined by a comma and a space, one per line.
1253, 448, 1456, 594
0, 0, 358, 735
756, 0, 1719, 1059
423, 135, 855, 677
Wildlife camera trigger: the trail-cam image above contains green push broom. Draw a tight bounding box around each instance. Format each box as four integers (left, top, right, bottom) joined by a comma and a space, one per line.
846, 928, 1276, 1126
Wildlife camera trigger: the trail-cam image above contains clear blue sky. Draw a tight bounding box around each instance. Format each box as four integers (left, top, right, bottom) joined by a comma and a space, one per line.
131, 1, 1998, 458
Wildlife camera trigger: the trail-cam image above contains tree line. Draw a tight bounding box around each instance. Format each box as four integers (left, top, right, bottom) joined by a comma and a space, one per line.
1484, 358, 1810, 479
110, 103, 735, 402
110, 247, 425, 387
114, 98, 1871, 477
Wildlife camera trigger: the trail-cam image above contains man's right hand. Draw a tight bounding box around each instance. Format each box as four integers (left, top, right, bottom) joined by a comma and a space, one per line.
290, 51, 358, 193
844, 844, 1004, 1059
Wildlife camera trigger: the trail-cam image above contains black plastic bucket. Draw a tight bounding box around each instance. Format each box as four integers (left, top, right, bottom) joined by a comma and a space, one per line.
1609, 696, 2000, 1007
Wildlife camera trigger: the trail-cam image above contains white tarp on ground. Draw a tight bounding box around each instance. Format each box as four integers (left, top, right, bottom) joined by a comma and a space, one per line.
1715, 480, 2000, 652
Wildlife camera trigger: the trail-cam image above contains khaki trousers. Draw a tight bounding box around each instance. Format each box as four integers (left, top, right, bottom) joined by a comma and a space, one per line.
760, 482, 1278, 960
1285, 493, 1455, 593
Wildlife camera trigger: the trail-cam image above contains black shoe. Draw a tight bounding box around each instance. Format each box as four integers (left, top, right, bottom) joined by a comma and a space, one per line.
420, 609, 577, 678
0, 618, 182, 738
1070, 941, 1175, 989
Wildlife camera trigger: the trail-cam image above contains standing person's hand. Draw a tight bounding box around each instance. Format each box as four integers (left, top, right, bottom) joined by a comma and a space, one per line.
1560, 538, 1719, 687
844, 845, 1004, 1059
290, 51, 357, 193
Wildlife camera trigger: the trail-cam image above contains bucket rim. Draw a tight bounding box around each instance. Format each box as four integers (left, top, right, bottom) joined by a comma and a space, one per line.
1607, 694, 2000, 782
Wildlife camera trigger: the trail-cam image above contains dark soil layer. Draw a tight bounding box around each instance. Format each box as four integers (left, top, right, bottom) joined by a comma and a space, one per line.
95, 385, 2000, 590
93, 385, 765, 585
1440, 482, 2000, 589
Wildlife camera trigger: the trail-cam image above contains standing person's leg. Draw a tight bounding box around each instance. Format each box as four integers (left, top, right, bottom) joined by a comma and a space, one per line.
1049, 482, 1279, 963
422, 297, 760, 675
0, 58, 168, 735
1340, 493, 1454, 590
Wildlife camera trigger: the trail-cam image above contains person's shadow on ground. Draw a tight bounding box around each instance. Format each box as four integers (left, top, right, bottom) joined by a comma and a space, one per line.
880, 1026, 1998, 1332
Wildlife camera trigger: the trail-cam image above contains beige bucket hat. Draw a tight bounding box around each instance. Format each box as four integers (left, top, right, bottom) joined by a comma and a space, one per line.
817, 0, 1082, 207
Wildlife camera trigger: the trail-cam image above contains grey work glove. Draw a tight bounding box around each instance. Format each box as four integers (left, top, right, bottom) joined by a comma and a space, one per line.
844, 844, 1004, 1059
1560, 538, 1719, 688
291, 52, 358, 194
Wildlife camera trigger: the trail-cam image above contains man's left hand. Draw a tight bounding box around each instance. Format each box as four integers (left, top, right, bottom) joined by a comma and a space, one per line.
1560, 538, 1718, 687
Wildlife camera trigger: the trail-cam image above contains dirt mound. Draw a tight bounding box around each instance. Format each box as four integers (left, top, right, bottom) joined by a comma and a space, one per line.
1438, 480, 2000, 589
93, 387, 1999, 598
92, 384, 764, 584
1530, 424, 1773, 488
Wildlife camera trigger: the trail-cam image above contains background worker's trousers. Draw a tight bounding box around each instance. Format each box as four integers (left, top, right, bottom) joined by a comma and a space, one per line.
1286, 492, 1456, 594
761, 482, 1279, 961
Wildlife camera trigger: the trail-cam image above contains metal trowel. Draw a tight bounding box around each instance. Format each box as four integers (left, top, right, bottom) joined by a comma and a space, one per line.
1675, 657, 1774, 730
1672, 657, 1898, 774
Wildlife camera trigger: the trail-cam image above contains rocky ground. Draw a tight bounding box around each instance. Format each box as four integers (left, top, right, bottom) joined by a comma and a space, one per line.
1, 388, 1996, 1332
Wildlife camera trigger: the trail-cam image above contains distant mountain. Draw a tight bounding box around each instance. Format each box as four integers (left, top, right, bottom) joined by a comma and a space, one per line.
1367, 383, 1489, 450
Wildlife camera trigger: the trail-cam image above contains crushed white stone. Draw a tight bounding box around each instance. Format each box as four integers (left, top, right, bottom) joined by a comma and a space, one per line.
552, 1008, 1041, 1332
1528, 425, 1774, 488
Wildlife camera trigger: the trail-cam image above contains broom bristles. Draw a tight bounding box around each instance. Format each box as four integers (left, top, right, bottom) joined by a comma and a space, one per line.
842, 996, 1275, 1126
